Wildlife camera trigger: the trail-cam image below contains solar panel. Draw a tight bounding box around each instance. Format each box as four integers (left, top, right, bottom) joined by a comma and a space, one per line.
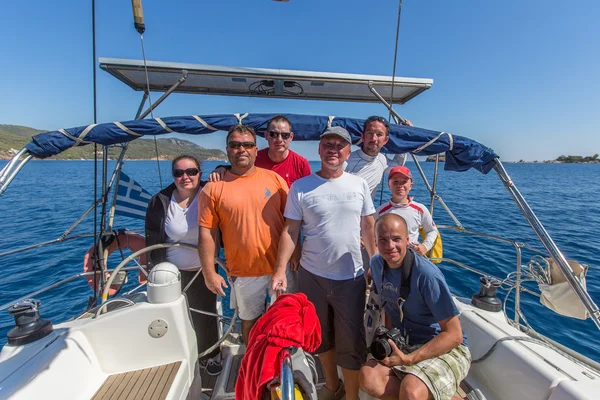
99, 58, 433, 104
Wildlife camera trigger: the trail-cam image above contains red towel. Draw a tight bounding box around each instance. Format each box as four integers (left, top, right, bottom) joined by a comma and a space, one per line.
235, 293, 322, 400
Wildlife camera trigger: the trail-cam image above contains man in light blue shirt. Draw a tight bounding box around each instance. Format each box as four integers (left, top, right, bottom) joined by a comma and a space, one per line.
359, 213, 470, 400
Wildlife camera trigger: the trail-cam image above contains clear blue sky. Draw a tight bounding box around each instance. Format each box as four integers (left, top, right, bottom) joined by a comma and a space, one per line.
1, 0, 598, 161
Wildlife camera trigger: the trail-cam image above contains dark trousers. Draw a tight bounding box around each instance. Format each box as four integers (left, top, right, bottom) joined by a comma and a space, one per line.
180, 269, 219, 359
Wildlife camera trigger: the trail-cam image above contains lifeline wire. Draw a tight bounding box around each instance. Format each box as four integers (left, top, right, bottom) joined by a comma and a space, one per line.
378, 0, 405, 206
388, 0, 404, 122
91, 0, 99, 304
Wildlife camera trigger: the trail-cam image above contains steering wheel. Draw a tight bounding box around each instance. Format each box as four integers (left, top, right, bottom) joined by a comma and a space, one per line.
101, 243, 238, 358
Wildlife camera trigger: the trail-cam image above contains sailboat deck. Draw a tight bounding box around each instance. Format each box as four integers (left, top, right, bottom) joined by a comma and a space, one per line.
92, 361, 181, 400
201, 351, 327, 399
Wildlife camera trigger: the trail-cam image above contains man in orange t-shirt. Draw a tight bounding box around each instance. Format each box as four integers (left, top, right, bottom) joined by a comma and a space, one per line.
198, 124, 289, 343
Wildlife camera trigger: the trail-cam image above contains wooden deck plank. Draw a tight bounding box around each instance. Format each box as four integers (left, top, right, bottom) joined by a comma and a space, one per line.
92, 363, 183, 400
148, 364, 173, 400
144, 365, 169, 399
92, 374, 119, 400
101, 371, 128, 399
124, 367, 153, 400
135, 366, 162, 400
157, 362, 182, 400
111, 370, 137, 399
151, 362, 180, 400
150, 362, 176, 400
117, 368, 144, 400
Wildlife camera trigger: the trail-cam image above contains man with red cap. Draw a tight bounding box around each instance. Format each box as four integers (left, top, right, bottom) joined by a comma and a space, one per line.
376, 166, 438, 256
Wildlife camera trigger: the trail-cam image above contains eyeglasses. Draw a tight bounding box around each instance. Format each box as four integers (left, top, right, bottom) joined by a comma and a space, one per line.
364, 115, 390, 127
267, 130, 291, 140
228, 141, 257, 149
173, 168, 200, 178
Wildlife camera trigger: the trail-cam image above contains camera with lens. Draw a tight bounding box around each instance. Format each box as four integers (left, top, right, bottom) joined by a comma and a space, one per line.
370, 326, 411, 360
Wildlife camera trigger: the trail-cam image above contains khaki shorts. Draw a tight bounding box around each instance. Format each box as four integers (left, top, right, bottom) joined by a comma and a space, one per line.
230, 269, 297, 320
230, 276, 274, 320
391, 344, 471, 400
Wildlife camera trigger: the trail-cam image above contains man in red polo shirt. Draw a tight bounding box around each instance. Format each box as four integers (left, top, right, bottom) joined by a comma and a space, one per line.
209, 115, 311, 186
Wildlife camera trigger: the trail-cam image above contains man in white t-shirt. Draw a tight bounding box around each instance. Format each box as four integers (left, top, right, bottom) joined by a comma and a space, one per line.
344, 115, 412, 197
271, 126, 377, 400
376, 165, 438, 256
345, 115, 411, 273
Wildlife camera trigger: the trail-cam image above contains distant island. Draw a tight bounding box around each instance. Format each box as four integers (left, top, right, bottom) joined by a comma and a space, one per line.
425, 154, 599, 164
0, 124, 226, 161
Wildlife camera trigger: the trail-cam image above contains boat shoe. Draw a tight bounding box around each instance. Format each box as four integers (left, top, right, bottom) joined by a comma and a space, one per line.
199, 354, 223, 376
318, 379, 345, 400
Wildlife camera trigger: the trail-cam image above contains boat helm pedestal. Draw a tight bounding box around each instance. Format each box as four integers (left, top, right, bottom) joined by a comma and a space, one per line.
147, 262, 181, 304
7, 299, 53, 346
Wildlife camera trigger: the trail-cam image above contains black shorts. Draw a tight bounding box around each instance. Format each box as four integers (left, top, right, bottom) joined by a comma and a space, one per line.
298, 266, 367, 370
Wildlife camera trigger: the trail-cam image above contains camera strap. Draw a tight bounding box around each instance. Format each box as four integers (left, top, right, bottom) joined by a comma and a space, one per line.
381, 249, 414, 323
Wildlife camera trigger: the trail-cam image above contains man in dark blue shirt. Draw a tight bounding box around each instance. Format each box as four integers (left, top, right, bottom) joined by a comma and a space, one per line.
359, 213, 471, 400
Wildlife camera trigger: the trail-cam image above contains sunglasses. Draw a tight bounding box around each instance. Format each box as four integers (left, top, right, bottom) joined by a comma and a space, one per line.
173, 168, 200, 178
267, 130, 291, 140
228, 141, 257, 149
365, 115, 390, 127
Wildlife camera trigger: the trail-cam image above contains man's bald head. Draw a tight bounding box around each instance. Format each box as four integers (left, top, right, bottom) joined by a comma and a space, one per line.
375, 213, 410, 267
375, 213, 409, 239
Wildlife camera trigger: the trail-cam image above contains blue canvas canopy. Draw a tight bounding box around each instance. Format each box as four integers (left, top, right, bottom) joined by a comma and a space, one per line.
24, 113, 498, 173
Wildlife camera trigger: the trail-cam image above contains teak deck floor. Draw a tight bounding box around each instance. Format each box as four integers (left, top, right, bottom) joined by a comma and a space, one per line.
91, 361, 181, 400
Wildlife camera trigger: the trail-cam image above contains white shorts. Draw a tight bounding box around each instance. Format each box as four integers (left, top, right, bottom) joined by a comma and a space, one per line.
230, 275, 275, 320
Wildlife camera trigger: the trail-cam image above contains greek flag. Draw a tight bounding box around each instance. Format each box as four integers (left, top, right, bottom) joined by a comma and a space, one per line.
115, 172, 152, 220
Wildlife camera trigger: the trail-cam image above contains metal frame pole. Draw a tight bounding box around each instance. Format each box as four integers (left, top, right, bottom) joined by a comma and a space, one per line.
513, 244, 522, 323
368, 82, 406, 124
411, 154, 464, 229
138, 72, 188, 120
0, 149, 28, 182
135, 91, 149, 120
0, 154, 33, 196
106, 147, 129, 232
493, 159, 600, 329
430, 154, 440, 215
280, 348, 294, 400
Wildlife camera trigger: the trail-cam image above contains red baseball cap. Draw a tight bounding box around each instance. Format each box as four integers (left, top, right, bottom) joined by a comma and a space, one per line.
388, 166, 412, 180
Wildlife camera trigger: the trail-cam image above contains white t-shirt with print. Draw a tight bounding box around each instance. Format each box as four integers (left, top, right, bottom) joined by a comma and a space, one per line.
344, 149, 388, 196
375, 198, 438, 251
285, 172, 375, 280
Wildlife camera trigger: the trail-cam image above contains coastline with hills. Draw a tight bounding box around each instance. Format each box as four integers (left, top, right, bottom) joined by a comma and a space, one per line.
0, 124, 227, 161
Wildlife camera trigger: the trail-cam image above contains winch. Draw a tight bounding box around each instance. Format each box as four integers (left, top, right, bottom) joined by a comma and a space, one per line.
7, 299, 53, 346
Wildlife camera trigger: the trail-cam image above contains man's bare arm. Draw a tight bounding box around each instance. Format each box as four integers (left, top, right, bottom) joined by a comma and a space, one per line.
198, 226, 227, 295
361, 214, 377, 259
270, 218, 302, 291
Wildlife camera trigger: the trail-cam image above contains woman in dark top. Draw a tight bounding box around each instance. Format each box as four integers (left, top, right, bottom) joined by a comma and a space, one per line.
145, 155, 221, 375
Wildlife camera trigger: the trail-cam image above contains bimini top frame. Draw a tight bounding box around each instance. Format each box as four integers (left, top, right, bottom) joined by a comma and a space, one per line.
99, 58, 433, 104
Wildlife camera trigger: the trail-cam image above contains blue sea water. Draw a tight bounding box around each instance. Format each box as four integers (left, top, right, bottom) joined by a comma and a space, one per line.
0, 160, 599, 362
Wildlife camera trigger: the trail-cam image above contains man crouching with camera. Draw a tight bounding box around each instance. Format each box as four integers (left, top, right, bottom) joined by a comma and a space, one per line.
359, 213, 471, 400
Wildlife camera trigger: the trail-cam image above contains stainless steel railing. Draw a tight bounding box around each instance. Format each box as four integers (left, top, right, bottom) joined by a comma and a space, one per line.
280, 348, 295, 400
